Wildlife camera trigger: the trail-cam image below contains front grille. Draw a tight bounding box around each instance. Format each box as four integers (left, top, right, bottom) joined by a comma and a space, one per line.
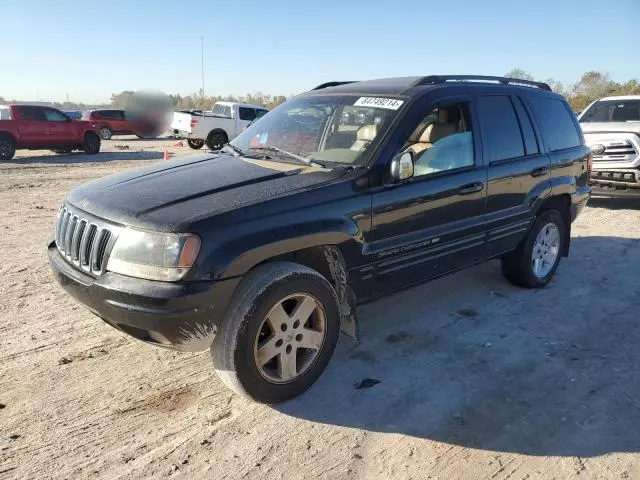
55, 205, 116, 276
593, 139, 638, 162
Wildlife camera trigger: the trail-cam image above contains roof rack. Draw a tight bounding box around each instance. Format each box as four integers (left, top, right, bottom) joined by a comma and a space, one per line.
312, 81, 357, 90
414, 75, 551, 91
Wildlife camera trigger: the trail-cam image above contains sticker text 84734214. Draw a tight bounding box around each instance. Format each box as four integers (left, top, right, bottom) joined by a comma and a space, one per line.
353, 97, 404, 110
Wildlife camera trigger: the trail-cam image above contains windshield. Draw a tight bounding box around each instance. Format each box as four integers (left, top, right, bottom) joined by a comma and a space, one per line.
580, 99, 640, 123
0, 107, 11, 120
229, 95, 404, 165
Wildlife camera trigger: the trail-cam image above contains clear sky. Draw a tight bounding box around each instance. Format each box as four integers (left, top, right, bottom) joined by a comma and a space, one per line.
1, 0, 638, 104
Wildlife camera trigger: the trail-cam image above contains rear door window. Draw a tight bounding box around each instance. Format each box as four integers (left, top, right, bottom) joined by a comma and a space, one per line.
18, 106, 46, 121
528, 97, 581, 151
476, 95, 525, 162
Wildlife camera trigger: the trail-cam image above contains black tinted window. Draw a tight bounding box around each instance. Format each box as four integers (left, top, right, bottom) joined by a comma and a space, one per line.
528, 97, 581, 151
513, 97, 539, 155
256, 109, 268, 118
238, 107, 257, 121
476, 96, 524, 162
18, 106, 46, 121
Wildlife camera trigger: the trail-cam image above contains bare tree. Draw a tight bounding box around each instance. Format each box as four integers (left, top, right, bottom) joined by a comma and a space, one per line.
505, 69, 535, 81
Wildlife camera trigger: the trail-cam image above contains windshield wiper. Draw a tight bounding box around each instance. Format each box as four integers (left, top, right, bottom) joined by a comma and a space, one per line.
222, 143, 244, 156
250, 146, 324, 168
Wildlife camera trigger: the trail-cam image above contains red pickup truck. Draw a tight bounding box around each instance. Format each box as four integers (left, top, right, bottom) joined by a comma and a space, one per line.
0, 105, 101, 161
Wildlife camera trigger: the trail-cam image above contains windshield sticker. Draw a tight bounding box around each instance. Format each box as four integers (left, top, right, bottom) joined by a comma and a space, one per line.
259, 132, 268, 145
354, 97, 404, 110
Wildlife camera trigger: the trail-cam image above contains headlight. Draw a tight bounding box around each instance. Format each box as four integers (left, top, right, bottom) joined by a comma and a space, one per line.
107, 228, 201, 281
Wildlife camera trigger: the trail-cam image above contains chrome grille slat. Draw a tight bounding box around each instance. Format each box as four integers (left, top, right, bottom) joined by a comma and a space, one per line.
55, 205, 115, 276
71, 220, 86, 261
81, 224, 97, 267
64, 216, 78, 254
90, 228, 105, 272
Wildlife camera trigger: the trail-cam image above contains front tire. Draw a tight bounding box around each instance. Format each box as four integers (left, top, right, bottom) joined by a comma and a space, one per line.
206, 130, 228, 150
211, 262, 340, 404
501, 209, 565, 288
0, 136, 17, 161
187, 139, 205, 150
83, 132, 101, 155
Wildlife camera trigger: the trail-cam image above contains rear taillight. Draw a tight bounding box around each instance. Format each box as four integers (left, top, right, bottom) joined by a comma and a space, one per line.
190, 119, 198, 127
586, 152, 593, 184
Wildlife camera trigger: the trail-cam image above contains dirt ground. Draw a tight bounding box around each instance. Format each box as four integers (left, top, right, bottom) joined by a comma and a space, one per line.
1, 137, 640, 479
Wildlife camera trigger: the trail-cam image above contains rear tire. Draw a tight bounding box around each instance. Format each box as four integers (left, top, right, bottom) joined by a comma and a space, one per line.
99, 127, 112, 140
83, 132, 101, 155
206, 130, 228, 151
501, 209, 565, 288
187, 139, 205, 150
211, 262, 340, 404
0, 136, 16, 161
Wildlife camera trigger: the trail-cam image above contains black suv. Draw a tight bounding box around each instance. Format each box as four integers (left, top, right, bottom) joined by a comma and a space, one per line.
49, 75, 591, 403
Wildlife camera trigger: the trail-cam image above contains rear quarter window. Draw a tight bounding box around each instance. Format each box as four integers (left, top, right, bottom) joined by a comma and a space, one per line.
528, 97, 581, 151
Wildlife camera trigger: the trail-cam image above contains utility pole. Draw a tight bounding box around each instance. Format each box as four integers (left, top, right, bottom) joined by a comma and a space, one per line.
201, 36, 205, 98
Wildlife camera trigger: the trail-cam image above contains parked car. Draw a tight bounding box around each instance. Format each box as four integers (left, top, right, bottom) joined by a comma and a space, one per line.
87, 109, 161, 140
64, 111, 83, 120
49, 75, 590, 403
0, 104, 101, 160
171, 102, 268, 150
579, 95, 640, 195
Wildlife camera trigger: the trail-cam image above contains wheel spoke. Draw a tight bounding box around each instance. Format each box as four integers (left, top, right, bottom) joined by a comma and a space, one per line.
298, 328, 324, 350
256, 337, 280, 366
293, 296, 317, 324
532, 257, 541, 275
267, 303, 290, 331
279, 349, 298, 381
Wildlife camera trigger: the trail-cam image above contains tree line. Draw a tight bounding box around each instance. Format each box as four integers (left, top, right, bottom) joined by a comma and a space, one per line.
505, 69, 640, 112
108, 90, 288, 112
3, 70, 639, 113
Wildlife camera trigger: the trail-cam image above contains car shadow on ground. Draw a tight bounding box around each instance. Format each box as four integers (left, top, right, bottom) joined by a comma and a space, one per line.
10, 151, 166, 164
275, 236, 640, 457
589, 196, 640, 210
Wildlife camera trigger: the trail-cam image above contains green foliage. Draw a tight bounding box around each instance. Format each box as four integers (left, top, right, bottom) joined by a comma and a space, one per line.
506, 69, 640, 112
161, 91, 288, 111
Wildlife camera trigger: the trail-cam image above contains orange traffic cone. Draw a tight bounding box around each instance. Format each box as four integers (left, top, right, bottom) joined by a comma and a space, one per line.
163, 150, 170, 161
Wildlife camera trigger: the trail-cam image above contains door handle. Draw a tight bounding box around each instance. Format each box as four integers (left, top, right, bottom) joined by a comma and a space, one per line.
457, 182, 484, 195
531, 166, 550, 177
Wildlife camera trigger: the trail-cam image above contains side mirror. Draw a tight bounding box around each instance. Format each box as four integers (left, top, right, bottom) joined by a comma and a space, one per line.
389, 151, 414, 183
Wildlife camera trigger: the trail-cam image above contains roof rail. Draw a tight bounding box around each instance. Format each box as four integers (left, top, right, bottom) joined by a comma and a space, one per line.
312, 81, 357, 90
415, 75, 551, 91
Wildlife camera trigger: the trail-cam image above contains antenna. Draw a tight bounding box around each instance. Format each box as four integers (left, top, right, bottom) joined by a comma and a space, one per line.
201, 36, 205, 98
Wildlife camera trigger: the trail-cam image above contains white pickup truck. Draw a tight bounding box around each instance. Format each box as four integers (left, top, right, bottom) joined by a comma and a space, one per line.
171, 102, 269, 150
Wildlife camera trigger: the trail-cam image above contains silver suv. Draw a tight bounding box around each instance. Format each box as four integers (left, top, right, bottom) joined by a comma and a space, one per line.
579, 96, 640, 193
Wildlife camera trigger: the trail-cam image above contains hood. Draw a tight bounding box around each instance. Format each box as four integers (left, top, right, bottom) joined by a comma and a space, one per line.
67, 153, 346, 231
580, 122, 640, 135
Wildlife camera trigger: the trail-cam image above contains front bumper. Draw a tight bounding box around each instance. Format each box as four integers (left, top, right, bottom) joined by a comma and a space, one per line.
48, 241, 240, 352
590, 168, 640, 192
